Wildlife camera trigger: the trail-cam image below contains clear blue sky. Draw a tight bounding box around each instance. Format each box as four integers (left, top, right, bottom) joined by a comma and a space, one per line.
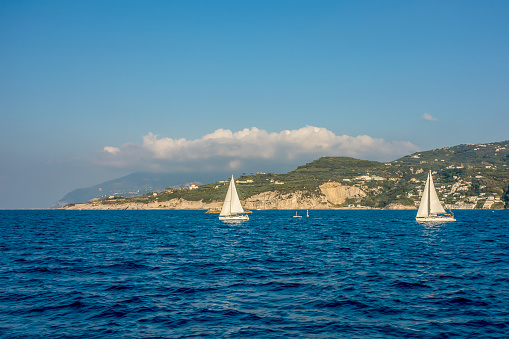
1, 0, 508, 208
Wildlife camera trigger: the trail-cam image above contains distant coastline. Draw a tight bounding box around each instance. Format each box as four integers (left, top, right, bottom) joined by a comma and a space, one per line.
57, 140, 509, 211
60, 197, 415, 211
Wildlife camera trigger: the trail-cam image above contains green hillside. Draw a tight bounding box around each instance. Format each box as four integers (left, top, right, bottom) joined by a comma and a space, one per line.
396, 140, 509, 168
97, 140, 509, 209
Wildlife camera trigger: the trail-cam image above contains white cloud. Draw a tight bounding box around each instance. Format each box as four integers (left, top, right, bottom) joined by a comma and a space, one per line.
103, 146, 120, 154
422, 113, 437, 121
93, 126, 420, 173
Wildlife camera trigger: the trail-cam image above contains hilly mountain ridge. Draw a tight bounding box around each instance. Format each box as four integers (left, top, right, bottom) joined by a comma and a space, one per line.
61, 140, 509, 210
53, 172, 208, 208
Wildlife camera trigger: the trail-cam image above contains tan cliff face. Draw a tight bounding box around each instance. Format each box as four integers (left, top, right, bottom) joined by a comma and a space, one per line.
243, 182, 367, 209
63, 182, 369, 210
243, 191, 328, 210
319, 182, 366, 206
64, 199, 223, 210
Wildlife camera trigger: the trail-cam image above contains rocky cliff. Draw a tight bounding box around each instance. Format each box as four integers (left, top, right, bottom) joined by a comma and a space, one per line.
319, 182, 366, 205
63, 182, 372, 210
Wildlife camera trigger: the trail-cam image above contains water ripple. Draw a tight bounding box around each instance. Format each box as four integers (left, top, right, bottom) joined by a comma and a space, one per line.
0, 210, 508, 338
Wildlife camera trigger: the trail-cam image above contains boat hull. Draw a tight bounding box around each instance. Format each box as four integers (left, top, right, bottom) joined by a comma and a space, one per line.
219, 214, 249, 221
416, 216, 456, 222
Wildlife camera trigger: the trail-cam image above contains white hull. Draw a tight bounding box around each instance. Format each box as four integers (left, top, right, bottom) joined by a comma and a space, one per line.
416, 216, 456, 222
219, 214, 249, 221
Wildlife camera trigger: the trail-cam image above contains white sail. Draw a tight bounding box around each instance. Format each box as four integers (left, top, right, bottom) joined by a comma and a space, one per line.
428, 173, 446, 215
220, 175, 245, 217
417, 171, 446, 218
416, 175, 430, 218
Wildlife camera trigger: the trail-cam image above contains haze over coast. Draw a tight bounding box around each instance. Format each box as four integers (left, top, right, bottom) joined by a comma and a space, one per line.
60, 140, 509, 211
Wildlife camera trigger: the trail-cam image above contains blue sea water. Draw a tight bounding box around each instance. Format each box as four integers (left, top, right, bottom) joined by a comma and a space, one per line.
0, 210, 508, 338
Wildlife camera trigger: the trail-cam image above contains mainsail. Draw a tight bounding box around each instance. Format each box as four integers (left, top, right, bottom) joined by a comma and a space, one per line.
416, 170, 446, 218
220, 175, 245, 217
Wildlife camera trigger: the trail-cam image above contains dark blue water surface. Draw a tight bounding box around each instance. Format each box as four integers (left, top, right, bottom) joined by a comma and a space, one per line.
1, 210, 508, 338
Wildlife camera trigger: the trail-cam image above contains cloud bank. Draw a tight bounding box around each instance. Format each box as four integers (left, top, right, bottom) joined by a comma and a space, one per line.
93, 126, 420, 173
422, 113, 437, 121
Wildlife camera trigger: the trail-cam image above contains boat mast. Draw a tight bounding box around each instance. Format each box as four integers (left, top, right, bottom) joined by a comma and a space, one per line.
427, 170, 431, 217
229, 176, 234, 215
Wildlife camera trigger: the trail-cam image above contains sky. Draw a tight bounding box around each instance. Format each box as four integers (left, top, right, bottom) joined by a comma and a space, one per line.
1, 0, 508, 209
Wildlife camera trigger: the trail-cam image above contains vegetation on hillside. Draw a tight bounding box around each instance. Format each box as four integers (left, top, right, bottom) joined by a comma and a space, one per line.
96, 140, 509, 209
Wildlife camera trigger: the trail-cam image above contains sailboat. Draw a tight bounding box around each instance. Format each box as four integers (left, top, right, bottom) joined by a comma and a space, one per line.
219, 175, 249, 221
293, 211, 302, 218
416, 170, 456, 222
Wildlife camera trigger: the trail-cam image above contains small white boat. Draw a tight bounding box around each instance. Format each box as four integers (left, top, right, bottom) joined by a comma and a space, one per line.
293, 211, 302, 218
416, 170, 456, 222
219, 175, 249, 221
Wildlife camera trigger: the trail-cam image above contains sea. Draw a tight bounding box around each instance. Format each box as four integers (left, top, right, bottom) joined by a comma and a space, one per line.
0, 210, 508, 338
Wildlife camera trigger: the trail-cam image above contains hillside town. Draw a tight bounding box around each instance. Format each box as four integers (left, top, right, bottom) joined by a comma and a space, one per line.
61, 141, 509, 210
